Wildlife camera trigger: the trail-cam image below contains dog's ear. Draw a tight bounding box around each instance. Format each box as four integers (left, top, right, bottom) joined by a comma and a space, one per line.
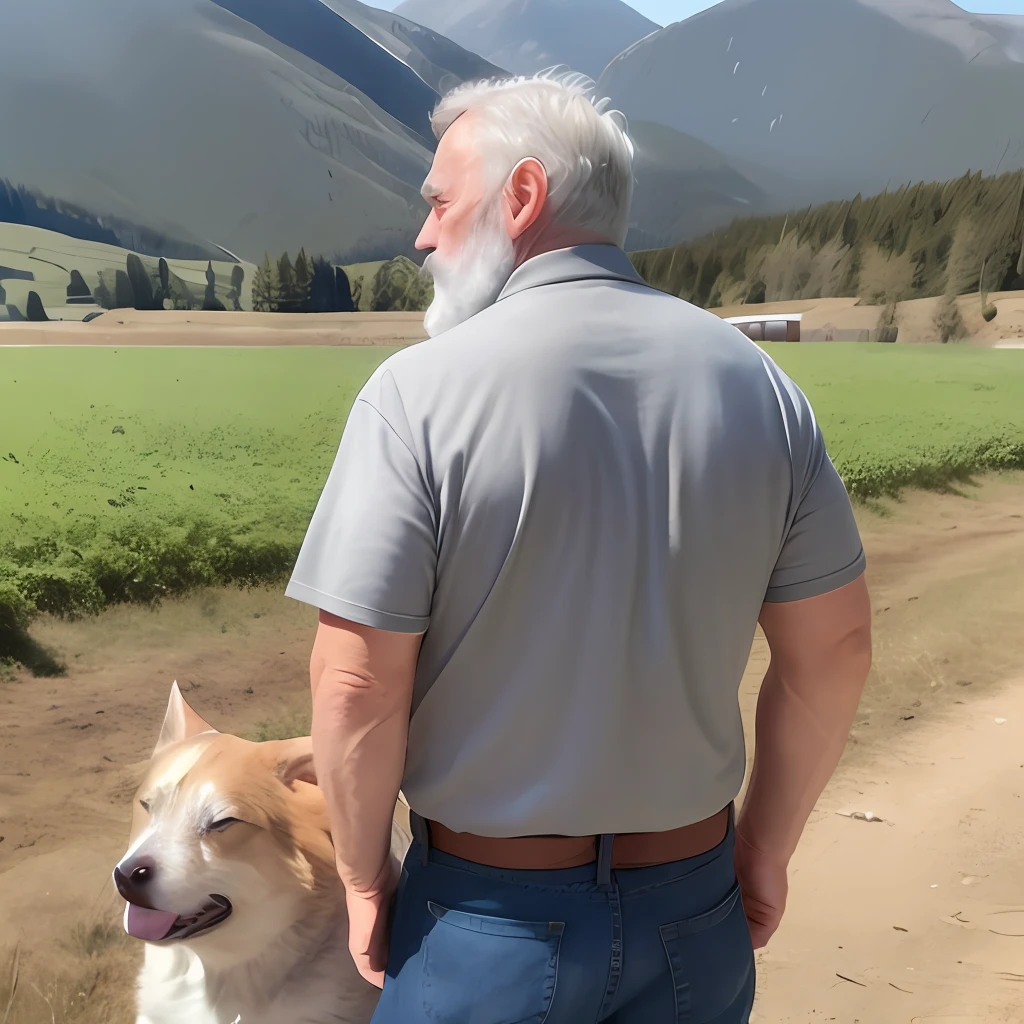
153, 681, 217, 757
267, 736, 317, 788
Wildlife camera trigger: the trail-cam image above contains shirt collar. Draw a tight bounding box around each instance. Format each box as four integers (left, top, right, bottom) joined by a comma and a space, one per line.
495, 243, 649, 302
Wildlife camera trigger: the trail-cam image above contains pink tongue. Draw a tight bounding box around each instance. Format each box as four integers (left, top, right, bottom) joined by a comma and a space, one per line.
124, 903, 179, 941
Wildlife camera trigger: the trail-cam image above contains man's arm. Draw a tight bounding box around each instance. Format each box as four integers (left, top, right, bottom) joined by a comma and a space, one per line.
309, 611, 422, 896
283, 372, 436, 905
734, 361, 871, 948
737, 573, 872, 866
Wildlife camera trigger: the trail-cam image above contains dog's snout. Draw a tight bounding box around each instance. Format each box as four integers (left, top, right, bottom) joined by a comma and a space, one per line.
113, 854, 158, 908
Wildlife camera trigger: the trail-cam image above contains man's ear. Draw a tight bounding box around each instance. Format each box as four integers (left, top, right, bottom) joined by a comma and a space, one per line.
503, 157, 549, 240
153, 681, 217, 757
266, 736, 317, 788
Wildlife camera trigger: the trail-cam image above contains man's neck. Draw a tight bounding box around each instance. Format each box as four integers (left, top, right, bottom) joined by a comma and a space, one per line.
512, 224, 615, 269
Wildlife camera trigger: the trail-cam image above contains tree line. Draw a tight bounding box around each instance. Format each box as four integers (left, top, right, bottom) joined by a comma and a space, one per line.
631, 168, 1024, 338
251, 249, 357, 312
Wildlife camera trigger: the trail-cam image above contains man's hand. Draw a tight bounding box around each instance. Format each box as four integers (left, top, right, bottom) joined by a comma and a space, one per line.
345, 856, 400, 988
734, 830, 788, 949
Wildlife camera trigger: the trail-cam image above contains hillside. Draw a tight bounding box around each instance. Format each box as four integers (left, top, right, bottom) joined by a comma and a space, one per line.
0, 0, 498, 266
393, 0, 659, 80
626, 119, 774, 250
320, 0, 504, 95
0, 223, 258, 321
598, 0, 1024, 208
0, 222, 437, 322
629, 168, 1024, 319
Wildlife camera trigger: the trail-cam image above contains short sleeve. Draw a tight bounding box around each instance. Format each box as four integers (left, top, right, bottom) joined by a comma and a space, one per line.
763, 373, 866, 604
284, 395, 437, 632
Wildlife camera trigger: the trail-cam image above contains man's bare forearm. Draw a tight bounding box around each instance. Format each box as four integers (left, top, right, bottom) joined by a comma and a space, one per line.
311, 674, 410, 895
737, 634, 870, 865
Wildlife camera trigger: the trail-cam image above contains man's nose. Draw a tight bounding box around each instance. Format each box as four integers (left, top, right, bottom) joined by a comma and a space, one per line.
415, 213, 438, 251
113, 854, 158, 908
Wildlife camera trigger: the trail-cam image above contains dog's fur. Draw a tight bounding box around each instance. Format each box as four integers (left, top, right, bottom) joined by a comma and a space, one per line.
114, 682, 411, 1024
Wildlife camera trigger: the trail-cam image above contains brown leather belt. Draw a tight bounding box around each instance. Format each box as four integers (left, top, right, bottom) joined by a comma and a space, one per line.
418, 805, 731, 872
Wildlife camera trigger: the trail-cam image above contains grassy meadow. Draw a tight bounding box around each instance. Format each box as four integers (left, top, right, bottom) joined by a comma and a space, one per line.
2, 343, 1023, 668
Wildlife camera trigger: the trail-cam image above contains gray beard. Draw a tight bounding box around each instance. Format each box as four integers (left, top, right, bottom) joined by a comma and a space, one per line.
421, 200, 517, 338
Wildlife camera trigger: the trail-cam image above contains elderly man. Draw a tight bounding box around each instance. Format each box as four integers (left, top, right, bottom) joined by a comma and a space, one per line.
286, 70, 871, 1023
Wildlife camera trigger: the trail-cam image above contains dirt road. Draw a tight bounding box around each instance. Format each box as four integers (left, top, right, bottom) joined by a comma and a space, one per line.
750, 673, 1024, 1023
2, 473, 1024, 1022
0, 309, 428, 346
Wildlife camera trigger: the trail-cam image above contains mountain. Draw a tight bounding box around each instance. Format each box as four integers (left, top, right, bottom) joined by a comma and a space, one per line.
597, 0, 1024, 208
625, 120, 775, 250
392, 0, 659, 80
0, 0, 503, 265
315, 0, 505, 96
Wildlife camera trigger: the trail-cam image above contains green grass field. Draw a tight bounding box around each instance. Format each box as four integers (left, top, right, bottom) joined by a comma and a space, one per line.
768, 344, 1024, 496
2, 343, 1023, 668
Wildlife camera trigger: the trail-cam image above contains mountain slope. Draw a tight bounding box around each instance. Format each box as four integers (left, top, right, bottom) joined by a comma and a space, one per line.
331, 1, 506, 94
0, 0, 498, 264
392, 0, 659, 80
626, 120, 774, 250
598, 0, 1024, 206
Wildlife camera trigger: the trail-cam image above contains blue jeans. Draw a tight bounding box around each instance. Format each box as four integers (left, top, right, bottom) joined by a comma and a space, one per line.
371, 810, 755, 1023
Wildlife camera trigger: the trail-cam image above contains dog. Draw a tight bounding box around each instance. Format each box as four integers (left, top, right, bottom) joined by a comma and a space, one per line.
113, 681, 412, 1024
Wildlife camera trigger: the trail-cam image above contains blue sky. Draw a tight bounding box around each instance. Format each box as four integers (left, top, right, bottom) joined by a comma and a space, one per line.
625, 0, 1023, 24
377, 1, 1024, 24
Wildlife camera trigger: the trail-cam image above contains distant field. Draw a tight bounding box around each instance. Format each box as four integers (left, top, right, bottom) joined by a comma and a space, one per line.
0, 347, 397, 665
2, 343, 1023, 664
767, 343, 1024, 496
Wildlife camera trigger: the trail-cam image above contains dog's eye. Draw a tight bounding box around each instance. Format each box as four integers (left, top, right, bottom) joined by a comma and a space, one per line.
205, 817, 241, 834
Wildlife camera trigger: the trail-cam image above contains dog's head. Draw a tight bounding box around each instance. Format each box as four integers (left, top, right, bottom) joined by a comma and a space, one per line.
113, 682, 338, 963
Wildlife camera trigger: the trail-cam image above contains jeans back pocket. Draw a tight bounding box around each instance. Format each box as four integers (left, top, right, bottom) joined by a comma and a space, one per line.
422, 901, 564, 1023
658, 882, 755, 1023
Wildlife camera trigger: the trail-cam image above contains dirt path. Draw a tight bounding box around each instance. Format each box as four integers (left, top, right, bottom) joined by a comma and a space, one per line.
749, 674, 1024, 1023
739, 473, 1024, 1022
0, 309, 427, 346
1, 472, 1024, 1021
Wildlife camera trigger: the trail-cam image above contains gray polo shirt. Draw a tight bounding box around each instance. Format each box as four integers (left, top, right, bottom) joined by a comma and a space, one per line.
286, 244, 865, 837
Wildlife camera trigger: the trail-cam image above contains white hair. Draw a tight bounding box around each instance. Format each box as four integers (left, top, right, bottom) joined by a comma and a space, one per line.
430, 68, 635, 248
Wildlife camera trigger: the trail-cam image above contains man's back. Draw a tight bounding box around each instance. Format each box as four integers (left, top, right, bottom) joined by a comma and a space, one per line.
287, 244, 865, 837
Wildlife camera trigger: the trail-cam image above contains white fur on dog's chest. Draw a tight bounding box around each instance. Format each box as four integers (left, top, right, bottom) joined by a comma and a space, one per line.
136, 932, 380, 1024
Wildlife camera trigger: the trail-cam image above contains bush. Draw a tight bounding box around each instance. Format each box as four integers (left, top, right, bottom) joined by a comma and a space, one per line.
369, 256, 433, 312
0, 577, 65, 677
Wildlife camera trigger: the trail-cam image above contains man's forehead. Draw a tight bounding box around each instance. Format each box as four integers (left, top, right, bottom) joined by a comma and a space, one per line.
423, 115, 480, 192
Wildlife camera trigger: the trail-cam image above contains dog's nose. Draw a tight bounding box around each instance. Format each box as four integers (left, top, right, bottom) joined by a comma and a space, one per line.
113, 854, 158, 908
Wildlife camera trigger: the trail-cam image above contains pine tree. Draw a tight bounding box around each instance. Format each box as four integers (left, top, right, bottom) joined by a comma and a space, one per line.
251, 253, 279, 312
293, 248, 312, 312
126, 253, 156, 310
307, 256, 338, 312
114, 269, 135, 309
334, 265, 356, 312
203, 261, 226, 312
229, 265, 245, 311
277, 252, 296, 312
155, 258, 171, 310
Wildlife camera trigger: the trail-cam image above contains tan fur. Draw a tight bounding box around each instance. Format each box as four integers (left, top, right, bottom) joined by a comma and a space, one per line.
119, 681, 411, 1024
